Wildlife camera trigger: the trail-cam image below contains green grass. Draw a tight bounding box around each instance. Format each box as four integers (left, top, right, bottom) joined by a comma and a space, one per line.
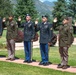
73, 34, 76, 37
0, 61, 76, 75
0, 29, 6, 49
0, 29, 6, 44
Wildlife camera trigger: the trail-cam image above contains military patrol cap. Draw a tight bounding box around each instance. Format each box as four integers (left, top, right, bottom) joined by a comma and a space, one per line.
42, 15, 48, 19
26, 14, 31, 17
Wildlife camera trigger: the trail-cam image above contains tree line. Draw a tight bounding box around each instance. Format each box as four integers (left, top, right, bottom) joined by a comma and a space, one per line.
0, 0, 76, 25
53, 0, 76, 25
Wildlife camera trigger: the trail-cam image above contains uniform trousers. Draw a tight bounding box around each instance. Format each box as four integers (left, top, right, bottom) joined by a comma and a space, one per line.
24, 41, 32, 61
59, 47, 69, 65
40, 43, 49, 63
7, 39, 15, 59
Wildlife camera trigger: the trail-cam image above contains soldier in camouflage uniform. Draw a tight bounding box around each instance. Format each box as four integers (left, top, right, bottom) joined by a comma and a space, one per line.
6, 15, 18, 61
54, 17, 74, 69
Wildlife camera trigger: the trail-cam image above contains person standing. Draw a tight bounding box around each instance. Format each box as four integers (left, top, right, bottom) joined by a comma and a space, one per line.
55, 17, 74, 69
22, 14, 35, 63
6, 15, 18, 61
36, 15, 53, 66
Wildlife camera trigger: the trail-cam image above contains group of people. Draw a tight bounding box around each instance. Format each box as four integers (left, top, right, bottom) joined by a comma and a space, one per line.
0, 14, 74, 69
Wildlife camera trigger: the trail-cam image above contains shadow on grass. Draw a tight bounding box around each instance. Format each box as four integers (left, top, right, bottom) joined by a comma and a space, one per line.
15, 57, 20, 59
0, 55, 6, 57
0, 55, 19, 59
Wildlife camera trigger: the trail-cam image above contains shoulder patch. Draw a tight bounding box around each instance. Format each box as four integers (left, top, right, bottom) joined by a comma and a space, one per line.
16, 22, 18, 25
69, 27, 73, 33
70, 27, 73, 29
47, 22, 50, 25
50, 28, 53, 30
11, 23, 14, 26
16, 25, 18, 28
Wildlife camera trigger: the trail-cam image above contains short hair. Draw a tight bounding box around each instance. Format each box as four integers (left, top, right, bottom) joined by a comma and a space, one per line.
9, 15, 14, 18
64, 17, 69, 20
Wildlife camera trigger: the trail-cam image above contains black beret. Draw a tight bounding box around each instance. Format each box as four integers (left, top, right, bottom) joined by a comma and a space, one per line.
42, 15, 48, 18
26, 14, 31, 17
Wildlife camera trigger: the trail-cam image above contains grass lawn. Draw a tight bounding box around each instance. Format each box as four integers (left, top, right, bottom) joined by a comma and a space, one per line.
0, 30, 76, 75
0, 29, 6, 44
0, 61, 76, 75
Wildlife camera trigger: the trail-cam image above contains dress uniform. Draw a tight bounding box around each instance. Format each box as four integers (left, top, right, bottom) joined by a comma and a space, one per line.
6, 16, 18, 61
36, 15, 53, 66
55, 17, 74, 69
22, 14, 35, 63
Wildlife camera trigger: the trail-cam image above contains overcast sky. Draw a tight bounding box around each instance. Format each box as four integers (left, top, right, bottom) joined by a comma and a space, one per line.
40, 0, 57, 2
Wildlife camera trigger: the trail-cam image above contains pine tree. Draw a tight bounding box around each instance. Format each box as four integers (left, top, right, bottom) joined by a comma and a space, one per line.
68, 0, 76, 22
52, 0, 67, 26
0, 0, 13, 18
14, 0, 37, 21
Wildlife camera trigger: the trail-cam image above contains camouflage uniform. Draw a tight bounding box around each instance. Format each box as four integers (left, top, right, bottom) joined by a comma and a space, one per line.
6, 20, 18, 59
59, 24, 73, 66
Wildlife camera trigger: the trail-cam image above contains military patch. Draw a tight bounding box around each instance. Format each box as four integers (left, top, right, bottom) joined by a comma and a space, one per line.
50, 28, 53, 30
28, 24, 32, 27
45, 25, 48, 28
64, 28, 67, 31
44, 22, 47, 25
11, 23, 14, 26
16, 25, 18, 28
16, 22, 18, 25
24, 24, 26, 26
70, 27, 73, 29
70, 27, 73, 33
70, 29, 73, 33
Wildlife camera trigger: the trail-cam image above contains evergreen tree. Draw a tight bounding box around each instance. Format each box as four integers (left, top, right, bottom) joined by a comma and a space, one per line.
52, 0, 67, 26
0, 0, 13, 18
14, 0, 37, 21
68, 0, 76, 22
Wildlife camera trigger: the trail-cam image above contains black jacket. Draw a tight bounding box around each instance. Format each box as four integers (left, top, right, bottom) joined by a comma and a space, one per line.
36, 22, 53, 44
21, 21, 35, 41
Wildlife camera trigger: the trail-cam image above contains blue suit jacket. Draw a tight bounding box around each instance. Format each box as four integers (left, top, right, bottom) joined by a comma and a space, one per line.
36, 22, 53, 44
21, 21, 35, 41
